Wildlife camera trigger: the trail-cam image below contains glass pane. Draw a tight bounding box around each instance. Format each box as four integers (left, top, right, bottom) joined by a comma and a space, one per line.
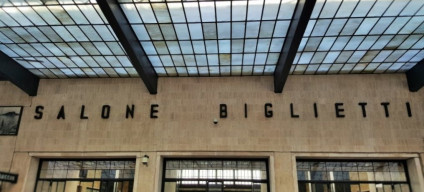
208, 182, 222, 192
199, 2, 215, 22
164, 182, 177, 192
297, 160, 410, 192
79, 181, 94, 192
232, 1, 247, 21
64, 181, 81, 192
298, 182, 312, 192
184, 2, 200, 22
312, 183, 330, 192
164, 160, 269, 191
168, 3, 185, 22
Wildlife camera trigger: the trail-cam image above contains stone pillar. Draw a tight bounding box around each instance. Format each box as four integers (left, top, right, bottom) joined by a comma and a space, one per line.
273, 152, 296, 192
407, 157, 424, 192
135, 152, 158, 192
1, 152, 34, 192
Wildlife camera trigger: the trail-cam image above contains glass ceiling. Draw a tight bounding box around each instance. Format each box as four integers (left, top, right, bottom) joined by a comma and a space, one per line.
293, 0, 424, 75
119, 0, 295, 76
0, 0, 423, 78
0, 0, 138, 78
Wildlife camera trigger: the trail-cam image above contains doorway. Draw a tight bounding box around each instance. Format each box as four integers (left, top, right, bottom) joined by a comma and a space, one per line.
162, 159, 269, 192
35, 159, 135, 192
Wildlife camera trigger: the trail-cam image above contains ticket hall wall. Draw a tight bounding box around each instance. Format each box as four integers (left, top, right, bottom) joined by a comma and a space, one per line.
0, 74, 423, 191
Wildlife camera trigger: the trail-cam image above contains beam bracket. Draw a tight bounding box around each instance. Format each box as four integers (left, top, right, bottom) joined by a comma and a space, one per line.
274, 0, 317, 93
406, 60, 424, 92
0, 51, 39, 96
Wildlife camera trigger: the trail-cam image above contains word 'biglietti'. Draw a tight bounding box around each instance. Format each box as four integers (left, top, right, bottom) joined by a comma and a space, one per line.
219, 102, 413, 118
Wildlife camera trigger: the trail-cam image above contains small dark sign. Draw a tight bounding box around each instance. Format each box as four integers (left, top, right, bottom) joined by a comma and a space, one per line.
0, 172, 18, 183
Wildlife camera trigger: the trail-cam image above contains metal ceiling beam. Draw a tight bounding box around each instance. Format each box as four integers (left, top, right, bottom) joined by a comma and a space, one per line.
406, 59, 424, 92
274, 0, 316, 93
0, 51, 39, 96
98, 0, 158, 94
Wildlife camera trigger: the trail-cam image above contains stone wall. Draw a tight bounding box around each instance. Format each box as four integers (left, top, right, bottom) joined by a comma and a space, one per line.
0, 74, 422, 191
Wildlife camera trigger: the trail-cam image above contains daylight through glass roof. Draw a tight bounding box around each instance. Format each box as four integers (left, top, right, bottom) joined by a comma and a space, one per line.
293, 0, 424, 75
0, 0, 138, 78
119, 0, 295, 76
0, 0, 423, 78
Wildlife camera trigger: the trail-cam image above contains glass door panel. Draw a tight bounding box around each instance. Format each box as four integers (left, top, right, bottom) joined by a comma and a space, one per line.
348, 184, 360, 192
35, 180, 133, 192
92, 181, 101, 192
64, 181, 80, 192
163, 159, 269, 192
50, 181, 58, 192
298, 182, 312, 192
80, 181, 95, 192
122, 181, 132, 192
208, 182, 223, 192
113, 181, 123, 192
57, 182, 65, 192
312, 183, 330, 192
35, 181, 44, 192
41, 181, 50, 192
360, 183, 377, 192
164, 182, 178, 192
36, 160, 135, 192
35, 181, 65, 192
252, 183, 267, 192
383, 184, 393, 192
333, 183, 349, 192
178, 180, 207, 192
100, 181, 115, 192
400, 184, 410, 192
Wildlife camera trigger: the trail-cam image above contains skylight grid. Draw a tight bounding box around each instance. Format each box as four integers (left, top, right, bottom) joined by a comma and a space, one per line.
119, 0, 296, 77
0, 0, 138, 78
295, 0, 424, 75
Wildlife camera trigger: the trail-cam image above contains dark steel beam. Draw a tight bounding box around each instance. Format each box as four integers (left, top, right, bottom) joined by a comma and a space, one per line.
0, 51, 39, 96
406, 59, 424, 92
98, 0, 158, 94
274, 0, 317, 93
